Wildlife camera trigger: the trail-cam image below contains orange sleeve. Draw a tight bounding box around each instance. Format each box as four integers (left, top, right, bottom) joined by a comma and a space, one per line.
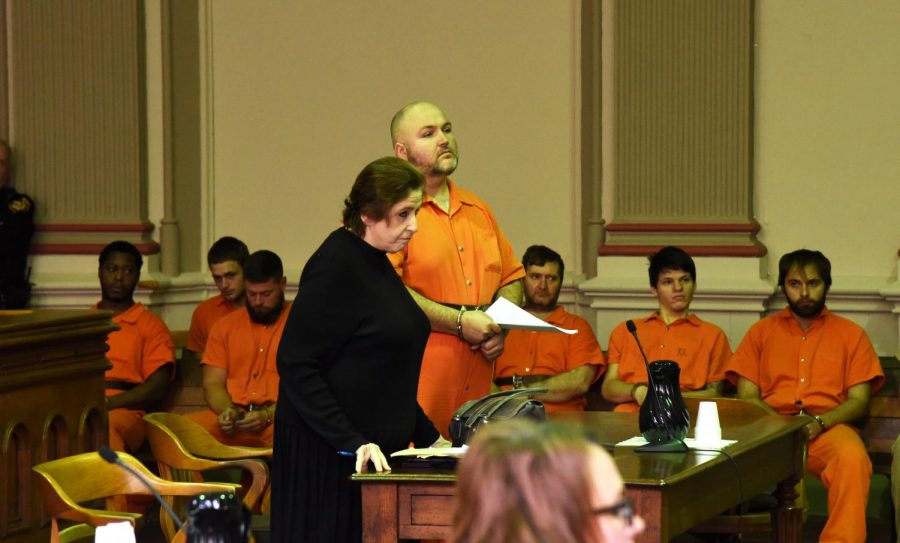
727, 320, 763, 387
104, 305, 174, 383
607, 321, 643, 385
843, 322, 884, 393
565, 314, 606, 380
203, 313, 232, 371
137, 310, 175, 380
185, 302, 207, 353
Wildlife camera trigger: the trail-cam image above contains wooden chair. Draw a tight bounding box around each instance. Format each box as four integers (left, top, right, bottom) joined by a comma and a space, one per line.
143, 412, 272, 540
686, 397, 807, 539
33, 451, 238, 543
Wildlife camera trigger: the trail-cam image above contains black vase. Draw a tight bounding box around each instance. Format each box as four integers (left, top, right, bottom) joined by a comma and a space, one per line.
639, 360, 690, 443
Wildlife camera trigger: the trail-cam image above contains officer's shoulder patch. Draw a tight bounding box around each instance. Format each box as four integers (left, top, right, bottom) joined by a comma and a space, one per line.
9, 197, 31, 213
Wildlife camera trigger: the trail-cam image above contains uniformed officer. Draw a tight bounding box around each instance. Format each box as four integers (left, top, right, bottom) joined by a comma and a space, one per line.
0, 140, 35, 309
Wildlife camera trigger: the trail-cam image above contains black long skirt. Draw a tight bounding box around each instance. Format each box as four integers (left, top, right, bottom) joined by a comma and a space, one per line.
270, 418, 361, 543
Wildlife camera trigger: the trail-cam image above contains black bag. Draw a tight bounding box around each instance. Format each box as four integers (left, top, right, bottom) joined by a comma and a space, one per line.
448, 388, 547, 447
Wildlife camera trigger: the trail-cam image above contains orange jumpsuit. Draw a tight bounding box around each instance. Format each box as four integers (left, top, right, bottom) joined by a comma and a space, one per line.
186, 293, 238, 354
388, 180, 524, 437
494, 306, 605, 412
101, 303, 175, 452
728, 307, 883, 543
186, 303, 290, 448
607, 313, 731, 413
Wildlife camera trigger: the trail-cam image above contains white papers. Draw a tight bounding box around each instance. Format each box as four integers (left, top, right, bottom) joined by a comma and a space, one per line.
615, 436, 736, 451
390, 445, 468, 459
484, 297, 577, 334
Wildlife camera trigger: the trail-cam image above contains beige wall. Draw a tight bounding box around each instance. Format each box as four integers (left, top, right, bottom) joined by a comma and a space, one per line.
26, 1, 900, 353
205, 0, 583, 279
203, 0, 900, 281
755, 0, 900, 282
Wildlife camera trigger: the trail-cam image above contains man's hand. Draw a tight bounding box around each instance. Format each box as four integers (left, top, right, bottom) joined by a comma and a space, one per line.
633, 384, 648, 406
804, 416, 825, 441
218, 406, 245, 436
476, 333, 505, 360
234, 409, 270, 434
460, 310, 501, 345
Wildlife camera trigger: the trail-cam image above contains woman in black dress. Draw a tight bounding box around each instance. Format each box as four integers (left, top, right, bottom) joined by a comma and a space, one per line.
271, 157, 443, 542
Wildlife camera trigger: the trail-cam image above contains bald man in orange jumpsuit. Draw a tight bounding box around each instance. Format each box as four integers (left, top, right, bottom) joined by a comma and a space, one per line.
389, 101, 524, 437
729, 249, 883, 543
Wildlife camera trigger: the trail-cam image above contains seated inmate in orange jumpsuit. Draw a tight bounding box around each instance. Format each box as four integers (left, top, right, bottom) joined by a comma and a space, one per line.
607, 313, 731, 412
186, 293, 238, 355
103, 302, 175, 451
728, 307, 883, 543
494, 306, 605, 412
186, 302, 290, 447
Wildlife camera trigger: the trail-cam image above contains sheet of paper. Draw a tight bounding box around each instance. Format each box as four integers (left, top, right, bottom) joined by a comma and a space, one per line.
390, 445, 469, 459
615, 436, 737, 451
484, 297, 577, 334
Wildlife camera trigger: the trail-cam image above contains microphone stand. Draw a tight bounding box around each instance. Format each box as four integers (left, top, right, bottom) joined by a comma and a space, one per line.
626, 320, 688, 453
99, 446, 185, 530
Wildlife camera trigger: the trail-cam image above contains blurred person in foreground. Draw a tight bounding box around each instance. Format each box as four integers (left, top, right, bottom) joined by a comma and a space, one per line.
272, 157, 447, 543
450, 419, 645, 543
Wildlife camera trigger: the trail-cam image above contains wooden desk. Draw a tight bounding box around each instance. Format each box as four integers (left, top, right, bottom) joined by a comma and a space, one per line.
353, 398, 808, 542
0, 309, 115, 543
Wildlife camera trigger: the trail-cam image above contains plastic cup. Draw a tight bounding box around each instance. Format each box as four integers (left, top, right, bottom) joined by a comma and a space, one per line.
95, 521, 136, 543
694, 401, 722, 443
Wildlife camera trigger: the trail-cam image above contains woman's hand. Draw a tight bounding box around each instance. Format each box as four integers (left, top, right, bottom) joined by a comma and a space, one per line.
355, 443, 391, 474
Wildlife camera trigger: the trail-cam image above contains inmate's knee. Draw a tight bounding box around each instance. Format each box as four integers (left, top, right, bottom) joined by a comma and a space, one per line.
838, 440, 873, 477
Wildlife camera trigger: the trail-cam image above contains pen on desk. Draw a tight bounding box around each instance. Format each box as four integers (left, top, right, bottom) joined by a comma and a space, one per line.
337, 450, 356, 458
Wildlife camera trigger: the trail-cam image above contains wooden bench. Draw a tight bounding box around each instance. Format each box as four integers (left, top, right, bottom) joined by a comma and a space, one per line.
158, 330, 207, 415
854, 356, 898, 535
861, 356, 900, 477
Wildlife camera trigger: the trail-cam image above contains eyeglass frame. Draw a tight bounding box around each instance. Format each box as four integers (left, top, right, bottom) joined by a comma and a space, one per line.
591, 496, 635, 527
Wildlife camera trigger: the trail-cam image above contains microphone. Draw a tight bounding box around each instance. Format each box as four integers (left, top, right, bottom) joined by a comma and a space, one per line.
99, 446, 185, 531
626, 320, 655, 386
625, 320, 688, 453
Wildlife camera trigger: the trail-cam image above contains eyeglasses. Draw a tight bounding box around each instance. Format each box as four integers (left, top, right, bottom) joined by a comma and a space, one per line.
591, 496, 635, 526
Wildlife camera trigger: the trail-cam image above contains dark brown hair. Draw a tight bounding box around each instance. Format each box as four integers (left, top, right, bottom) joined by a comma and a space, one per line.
342, 157, 424, 236
648, 246, 695, 287
777, 249, 832, 290
522, 245, 565, 283
207, 236, 249, 268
